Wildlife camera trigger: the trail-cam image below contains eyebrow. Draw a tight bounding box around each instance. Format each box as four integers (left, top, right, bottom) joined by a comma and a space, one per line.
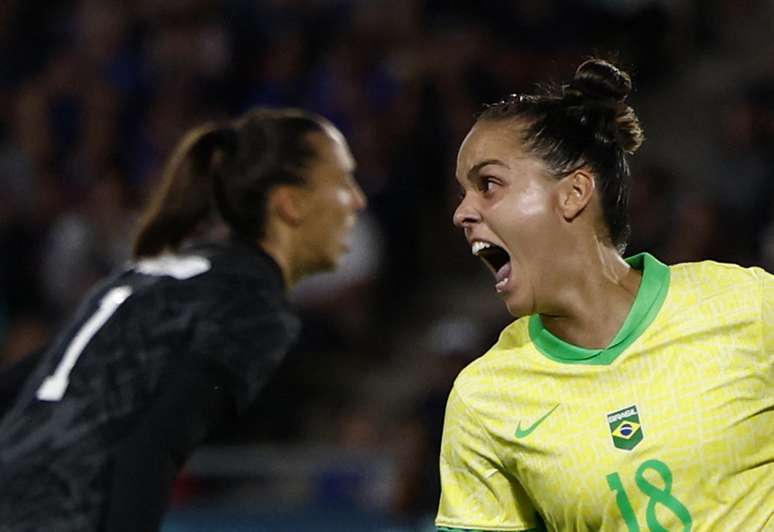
466, 159, 509, 182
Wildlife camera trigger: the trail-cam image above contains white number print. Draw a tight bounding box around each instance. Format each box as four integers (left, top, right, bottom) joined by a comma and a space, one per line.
35, 254, 210, 402
36, 286, 133, 402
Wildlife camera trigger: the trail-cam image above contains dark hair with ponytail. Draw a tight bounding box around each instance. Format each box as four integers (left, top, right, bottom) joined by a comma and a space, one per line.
479, 58, 645, 253
133, 107, 331, 258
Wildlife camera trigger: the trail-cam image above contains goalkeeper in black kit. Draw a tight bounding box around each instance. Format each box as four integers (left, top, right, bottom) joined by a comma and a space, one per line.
0, 107, 366, 532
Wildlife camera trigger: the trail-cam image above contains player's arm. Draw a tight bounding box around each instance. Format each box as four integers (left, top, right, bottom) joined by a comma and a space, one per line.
105, 299, 295, 532
436, 386, 544, 532
104, 361, 234, 532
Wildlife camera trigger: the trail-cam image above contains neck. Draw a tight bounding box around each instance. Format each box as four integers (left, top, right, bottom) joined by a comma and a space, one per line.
258, 239, 297, 289
540, 237, 642, 349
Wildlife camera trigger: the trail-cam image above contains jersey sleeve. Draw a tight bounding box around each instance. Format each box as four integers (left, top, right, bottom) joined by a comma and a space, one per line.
105, 363, 233, 532
436, 385, 542, 532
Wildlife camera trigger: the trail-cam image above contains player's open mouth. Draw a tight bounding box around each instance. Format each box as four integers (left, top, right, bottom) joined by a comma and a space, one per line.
472, 240, 512, 292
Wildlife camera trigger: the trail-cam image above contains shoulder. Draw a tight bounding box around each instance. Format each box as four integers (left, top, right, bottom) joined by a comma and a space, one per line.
670, 259, 763, 283
138, 241, 286, 306
661, 260, 774, 332
669, 259, 770, 298
120, 246, 295, 345
452, 317, 531, 401
186, 241, 282, 286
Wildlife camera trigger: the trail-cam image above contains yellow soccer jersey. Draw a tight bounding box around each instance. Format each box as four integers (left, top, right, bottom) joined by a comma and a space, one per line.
436, 253, 774, 532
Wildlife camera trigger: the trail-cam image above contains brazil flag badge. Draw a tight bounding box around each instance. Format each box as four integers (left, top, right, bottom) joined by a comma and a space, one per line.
607, 405, 643, 451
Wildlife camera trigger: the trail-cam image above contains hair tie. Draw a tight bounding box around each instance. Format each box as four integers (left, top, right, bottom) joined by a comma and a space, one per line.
563, 83, 623, 106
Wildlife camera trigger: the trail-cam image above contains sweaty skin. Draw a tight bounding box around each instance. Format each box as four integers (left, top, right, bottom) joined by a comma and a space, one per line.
454, 119, 641, 349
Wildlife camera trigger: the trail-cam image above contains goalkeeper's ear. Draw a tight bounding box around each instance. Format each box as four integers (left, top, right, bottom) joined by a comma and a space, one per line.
267, 185, 307, 227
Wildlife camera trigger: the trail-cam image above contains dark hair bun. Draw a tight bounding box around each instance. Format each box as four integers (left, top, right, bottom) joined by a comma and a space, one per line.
572, 58, 632, 103
570, 58, 644, 154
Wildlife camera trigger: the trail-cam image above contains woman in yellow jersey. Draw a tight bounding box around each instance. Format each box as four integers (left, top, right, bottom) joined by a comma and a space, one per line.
437, 58, 773, 531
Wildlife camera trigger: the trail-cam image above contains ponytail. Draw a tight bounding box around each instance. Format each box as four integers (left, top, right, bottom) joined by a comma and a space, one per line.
132, 125, 237, 258
133, 107, 329, 258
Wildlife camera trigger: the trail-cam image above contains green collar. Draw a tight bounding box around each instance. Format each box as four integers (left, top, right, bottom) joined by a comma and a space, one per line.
528, 253, 670, 365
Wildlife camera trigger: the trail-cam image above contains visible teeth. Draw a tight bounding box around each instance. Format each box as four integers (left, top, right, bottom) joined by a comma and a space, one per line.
496, 277, 509, 293
471, 241, 492, 255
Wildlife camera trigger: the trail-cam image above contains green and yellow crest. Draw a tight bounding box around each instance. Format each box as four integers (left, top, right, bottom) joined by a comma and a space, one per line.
607, 405, 643, 451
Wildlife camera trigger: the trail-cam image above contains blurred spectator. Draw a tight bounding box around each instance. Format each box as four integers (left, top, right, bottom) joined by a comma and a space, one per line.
0, 314, 49, 419
1, 313, 49, 368
41, 174, 136, 315
627, 163, 678, 258
392, 315, 493, 520
706, 81, 774, 264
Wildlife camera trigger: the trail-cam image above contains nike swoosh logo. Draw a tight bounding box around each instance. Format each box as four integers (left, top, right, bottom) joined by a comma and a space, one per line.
515, 403, 560, 438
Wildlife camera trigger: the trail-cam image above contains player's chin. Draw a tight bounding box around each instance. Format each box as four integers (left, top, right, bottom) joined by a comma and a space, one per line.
503, 293, 530, 318
330, 252, 348, 271
320, 248, 346, 272
331, 239, 352, 264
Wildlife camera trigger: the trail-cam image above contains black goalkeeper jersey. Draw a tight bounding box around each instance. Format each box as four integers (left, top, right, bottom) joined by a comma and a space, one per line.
0, 240, 300, 531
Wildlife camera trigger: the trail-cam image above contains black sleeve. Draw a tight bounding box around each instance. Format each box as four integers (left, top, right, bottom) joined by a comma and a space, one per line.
104, 363, 234, 532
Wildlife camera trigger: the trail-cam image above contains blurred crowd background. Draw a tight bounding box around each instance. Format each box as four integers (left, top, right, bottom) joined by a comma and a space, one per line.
1, 0, 774, 530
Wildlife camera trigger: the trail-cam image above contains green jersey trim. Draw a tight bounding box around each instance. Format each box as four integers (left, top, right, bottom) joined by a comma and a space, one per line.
528, 253, 670, 365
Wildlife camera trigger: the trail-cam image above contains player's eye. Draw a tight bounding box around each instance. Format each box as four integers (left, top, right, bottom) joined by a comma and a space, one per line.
477, 176, 497, 194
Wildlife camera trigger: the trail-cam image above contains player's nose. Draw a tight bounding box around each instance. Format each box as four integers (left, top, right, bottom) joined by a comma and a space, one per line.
453, 194, 481, 228
351, 181, 367, 211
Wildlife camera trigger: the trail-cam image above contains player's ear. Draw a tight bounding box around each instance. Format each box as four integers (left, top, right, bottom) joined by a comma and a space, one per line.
268, 185, 307, 226
557, 169, 595, 220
